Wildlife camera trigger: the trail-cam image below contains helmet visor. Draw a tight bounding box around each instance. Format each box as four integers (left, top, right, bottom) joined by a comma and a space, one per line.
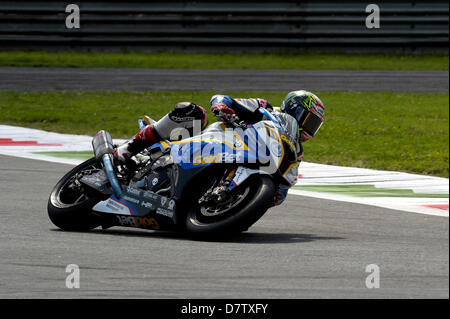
294, 107, 323, 137
302, 112, 323, 137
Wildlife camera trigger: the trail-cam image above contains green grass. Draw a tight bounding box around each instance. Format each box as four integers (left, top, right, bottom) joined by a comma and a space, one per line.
0, 51, 448, 70
0, 91, 448, 177
37, 151, 94, 160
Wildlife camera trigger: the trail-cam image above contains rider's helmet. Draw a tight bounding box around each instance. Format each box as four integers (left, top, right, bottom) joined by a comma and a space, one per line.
280, 90, 325, 142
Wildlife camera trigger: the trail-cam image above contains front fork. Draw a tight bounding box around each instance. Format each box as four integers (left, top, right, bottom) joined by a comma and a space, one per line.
198, 168, 237, 204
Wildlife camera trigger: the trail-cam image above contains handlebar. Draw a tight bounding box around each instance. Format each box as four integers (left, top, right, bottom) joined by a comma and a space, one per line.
225, 114, 248, 130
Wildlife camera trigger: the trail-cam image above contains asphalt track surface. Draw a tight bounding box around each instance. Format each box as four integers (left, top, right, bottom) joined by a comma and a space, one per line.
0, 154, 448, 298
0, 67, 448, 92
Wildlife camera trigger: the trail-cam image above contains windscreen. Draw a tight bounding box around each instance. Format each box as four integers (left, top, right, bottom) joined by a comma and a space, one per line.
273, 112, 299, 152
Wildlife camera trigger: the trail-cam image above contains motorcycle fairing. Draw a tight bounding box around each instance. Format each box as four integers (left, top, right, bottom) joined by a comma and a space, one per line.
92, 185, 178, 226
92, 195, 138, 216
168, 121, 282, 171
150, 118, 294, 192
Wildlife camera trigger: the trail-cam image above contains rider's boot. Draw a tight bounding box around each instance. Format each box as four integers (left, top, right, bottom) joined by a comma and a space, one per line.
114, 125, 160, 163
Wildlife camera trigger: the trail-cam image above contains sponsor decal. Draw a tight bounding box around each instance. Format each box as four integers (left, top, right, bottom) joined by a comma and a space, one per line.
135, 216, 160, 229
193, 153, 222, 165
116, 215, 137, 227
126, 186, 141, 196
106, 199, 123, 211
92, 197, 135, 216
116, 216, 160, 229
193, 153, 241, 166
168, 200, 176, 210
231, 166, 254, 187
170, 116, 195, 122
122, 195, 140, 205
156, 208, 174, 218
141, 201, 153, 209
280, 134, 295, 150
143, 191, 158, 200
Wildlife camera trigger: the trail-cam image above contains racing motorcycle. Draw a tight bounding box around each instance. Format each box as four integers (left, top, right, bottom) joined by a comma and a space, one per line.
47, 108, 299, 237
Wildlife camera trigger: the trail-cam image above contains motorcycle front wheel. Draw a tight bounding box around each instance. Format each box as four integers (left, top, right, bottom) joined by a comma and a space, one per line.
185, 175, 275, 236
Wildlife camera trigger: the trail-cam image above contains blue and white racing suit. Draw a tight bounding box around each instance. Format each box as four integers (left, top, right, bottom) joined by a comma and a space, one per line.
210, 95, 304, 206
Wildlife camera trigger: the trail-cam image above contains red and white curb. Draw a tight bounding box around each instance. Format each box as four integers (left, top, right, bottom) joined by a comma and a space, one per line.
294, 162, 448, 217
1, 125, 448, 217
289, 189, 448, 217
0, 125, 125, 165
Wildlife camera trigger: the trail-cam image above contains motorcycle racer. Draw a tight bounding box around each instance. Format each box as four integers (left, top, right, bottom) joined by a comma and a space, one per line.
114, 91, 325, 206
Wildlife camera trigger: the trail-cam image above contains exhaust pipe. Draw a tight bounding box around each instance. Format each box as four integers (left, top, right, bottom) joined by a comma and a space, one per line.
92, 130, 122, 198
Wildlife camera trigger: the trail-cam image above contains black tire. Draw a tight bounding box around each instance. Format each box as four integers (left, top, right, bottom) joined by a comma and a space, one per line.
47, 158, 104, 231
185, 175, 275, 237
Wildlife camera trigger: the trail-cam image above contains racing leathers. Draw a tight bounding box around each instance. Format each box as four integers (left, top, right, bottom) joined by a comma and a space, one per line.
114, 96, 304, 206
209, 95, 304, 205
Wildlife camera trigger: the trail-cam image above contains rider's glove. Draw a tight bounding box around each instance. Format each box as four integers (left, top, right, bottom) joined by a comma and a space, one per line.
211, 103, 236, 122
257, 98, 273, 111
